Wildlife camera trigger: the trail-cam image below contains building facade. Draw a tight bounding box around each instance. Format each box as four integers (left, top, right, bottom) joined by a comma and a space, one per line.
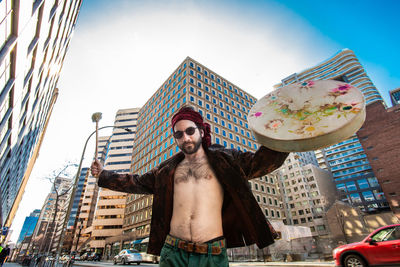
121, 57, 277, 254
17, 209, 40, 244
68, 168, 89, 229
72, 139, 105, 252
29, 176, 72, 254
75, 108, 139, 253
276, 153, 337, 237
274, 49, 388, 212
356, 101, 400, 220
0, 0, 82, 235
389, 87, 400, 106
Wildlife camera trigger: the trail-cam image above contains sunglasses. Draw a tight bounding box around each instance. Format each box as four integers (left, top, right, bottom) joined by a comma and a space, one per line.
173, 127, 198, 139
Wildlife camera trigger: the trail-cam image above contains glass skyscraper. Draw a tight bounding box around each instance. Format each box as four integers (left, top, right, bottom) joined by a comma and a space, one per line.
275, 49, 389, 212
389, 87, 400, 106
0, 0, 82, 233
17, 209, 40, 244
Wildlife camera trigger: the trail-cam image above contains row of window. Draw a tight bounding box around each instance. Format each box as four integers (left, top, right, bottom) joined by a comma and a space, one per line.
264, 208, 281, 218
188, 81, 252, 111
344, 190, 386, 204
255, 194, 280, 207
336, 177, 379, 193
250, 182, 277, 195
188, 61, 255, 103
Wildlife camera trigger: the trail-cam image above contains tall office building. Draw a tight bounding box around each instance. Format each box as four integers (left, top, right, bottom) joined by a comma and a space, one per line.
389, 87, 400, 106
72, 140, 105, 252
68, 168, 89, 228
76, 108, 139, 253
59, 167, 89, 251
0, 0, 82, 233
122, 57, 272, 251
274, 49, 388, 212
17, 209, 40, 244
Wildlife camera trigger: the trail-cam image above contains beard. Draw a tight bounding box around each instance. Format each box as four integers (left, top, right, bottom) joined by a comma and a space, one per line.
179, 136, 202, 155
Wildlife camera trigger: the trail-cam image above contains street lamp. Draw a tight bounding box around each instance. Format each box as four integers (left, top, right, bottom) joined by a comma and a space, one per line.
74, 219, 83, 252
54, 123, 132, 264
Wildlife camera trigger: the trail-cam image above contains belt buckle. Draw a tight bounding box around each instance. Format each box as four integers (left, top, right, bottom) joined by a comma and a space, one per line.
186, 242, 195, 253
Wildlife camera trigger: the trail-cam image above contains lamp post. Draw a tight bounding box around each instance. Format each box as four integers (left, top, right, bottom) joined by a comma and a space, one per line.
54, 123, 131, 265
74, 219, 83, 252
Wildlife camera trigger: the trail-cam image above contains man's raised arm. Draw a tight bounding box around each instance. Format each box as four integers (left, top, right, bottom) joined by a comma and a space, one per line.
232, 146, 288, 180
91, 159, 156, 194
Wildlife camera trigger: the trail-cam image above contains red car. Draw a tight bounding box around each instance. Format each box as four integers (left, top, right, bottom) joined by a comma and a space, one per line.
333, 224, 400, 267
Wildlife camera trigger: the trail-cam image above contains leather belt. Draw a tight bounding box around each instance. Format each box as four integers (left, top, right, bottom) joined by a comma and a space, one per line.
165, 235, 225, 255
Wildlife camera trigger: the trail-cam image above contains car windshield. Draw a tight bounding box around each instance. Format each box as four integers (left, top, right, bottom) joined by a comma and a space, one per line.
126, 249, 139, 254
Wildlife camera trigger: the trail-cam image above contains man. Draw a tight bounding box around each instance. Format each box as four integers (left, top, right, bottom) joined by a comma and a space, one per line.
91, 106, 288, 266
0, 245, 10, 267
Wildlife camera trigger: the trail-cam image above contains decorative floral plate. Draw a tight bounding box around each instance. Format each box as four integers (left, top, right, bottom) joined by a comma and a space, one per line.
248, 80, 366, 152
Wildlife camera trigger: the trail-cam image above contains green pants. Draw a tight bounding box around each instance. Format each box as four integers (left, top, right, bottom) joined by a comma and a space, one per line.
159, 241, 229, 267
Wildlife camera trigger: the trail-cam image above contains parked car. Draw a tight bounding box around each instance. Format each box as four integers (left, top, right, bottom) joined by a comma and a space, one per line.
80, 252, 89, 261
60, 255, 71, 263
88, 252, 101, 261
140, 252, 160, 264
333, 223, 400, 267
113, 249, 142, 265
71, 254, 80, 261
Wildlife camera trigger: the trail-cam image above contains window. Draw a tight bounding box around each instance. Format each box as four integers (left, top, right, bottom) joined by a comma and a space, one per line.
346, 181, 357, 191
336, 183, 346, 193
357, 179, 369, 189
350, 193, 362, 203
371, 226, 400, 242
362, 191, 375, 202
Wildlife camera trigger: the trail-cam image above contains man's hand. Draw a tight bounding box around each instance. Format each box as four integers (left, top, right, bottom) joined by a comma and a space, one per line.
91, 159, 104, 178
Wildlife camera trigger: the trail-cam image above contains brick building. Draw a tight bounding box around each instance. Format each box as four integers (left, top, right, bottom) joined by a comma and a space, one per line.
356, 100, 400, 219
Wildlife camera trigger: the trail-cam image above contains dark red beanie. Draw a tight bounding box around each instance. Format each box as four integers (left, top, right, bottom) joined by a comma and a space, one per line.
171, 107, 211, 148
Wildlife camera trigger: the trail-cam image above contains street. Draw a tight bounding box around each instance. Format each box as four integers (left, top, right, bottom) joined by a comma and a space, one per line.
4, 260, 335, 267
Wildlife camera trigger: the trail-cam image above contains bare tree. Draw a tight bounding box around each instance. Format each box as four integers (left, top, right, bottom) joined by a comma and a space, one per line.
35, 163, 77, 256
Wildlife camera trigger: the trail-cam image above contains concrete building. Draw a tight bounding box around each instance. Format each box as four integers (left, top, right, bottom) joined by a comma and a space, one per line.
0, 0, 82, 238
274, 49, 388, 213
325, 201, 399, 245
29, 176, 72, 254
389, 87, 400, 106
356, 101, 400, 220
276, 153, 337, 237
72, 152, 103, 252
17, 209, 40, 244
249, 173, 285, 224
77, 108, 138, 254
120, 57, 271, 255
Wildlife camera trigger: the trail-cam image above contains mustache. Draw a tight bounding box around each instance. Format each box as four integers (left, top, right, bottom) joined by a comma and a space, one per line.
183, 141, 194, 146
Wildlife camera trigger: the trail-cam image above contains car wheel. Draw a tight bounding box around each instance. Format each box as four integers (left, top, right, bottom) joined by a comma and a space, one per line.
344, 254, 367, 267
113, 259, 117, 265
136, 263, 140, 265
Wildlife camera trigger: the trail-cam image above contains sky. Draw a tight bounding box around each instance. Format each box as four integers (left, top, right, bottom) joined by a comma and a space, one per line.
9, 0, 400, 242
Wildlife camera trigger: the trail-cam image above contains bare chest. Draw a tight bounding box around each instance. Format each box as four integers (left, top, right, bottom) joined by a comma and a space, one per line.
174, 160, 217, 184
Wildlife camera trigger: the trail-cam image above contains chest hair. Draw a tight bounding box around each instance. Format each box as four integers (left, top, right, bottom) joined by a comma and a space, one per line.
174, 158, 215, 184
